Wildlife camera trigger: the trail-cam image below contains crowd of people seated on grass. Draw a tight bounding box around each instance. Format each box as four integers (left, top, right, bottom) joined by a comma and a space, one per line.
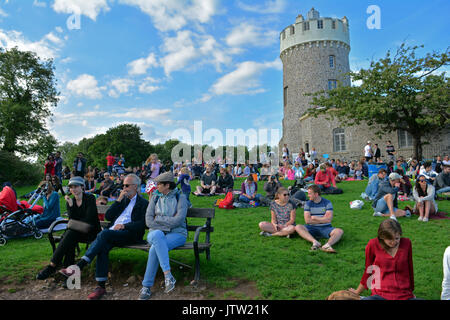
1, 144, 448, 300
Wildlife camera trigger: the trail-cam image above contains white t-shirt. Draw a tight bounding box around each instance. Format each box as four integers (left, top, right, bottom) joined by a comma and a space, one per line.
364, 145, 372, 157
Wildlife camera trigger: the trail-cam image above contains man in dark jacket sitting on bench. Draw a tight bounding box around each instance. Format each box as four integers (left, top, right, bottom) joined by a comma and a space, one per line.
59, 173, 149, 300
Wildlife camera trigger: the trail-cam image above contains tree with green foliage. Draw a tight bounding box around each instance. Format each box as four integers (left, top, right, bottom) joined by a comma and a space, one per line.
307, 44, 449, 160
0, 47, 59, 155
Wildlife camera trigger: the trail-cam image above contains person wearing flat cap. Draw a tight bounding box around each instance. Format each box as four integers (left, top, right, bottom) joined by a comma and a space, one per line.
36, 176, 101, 281
372, 172, 412, 221
138, 171, 188, 300
59, 173, 149, 300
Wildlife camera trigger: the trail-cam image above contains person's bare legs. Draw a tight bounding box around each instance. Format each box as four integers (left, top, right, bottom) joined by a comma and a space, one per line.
380, 193, 406, 218
259, 223, 295, 237
417, 201, 424, 220
324, 228, 344, 248
295, 225, 321, 247
259, 222, 276, 233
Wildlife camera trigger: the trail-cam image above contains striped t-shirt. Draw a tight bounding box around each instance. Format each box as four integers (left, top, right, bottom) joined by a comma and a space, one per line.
304, 197, 333, 227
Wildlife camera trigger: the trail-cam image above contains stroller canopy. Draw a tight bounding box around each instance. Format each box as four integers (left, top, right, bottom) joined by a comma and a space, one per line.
0, 186, 18, 212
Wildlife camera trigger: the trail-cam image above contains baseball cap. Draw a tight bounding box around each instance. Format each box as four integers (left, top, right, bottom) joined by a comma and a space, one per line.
389, 172, 402, 181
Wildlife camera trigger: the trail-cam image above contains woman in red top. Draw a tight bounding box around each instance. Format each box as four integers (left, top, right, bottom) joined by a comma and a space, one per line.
349, 219, 417, 300
44, 155, 56, 177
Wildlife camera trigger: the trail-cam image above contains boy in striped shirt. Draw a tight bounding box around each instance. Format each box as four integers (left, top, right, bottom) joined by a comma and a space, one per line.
295, 184, 344, 253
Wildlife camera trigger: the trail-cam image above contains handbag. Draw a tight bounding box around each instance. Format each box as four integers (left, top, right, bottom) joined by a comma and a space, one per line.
67, 219, 92, 234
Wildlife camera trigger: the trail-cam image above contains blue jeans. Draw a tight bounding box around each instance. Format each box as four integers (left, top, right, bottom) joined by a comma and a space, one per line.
305, 224, 335, 240
365, 180, 380, 200
239, 194, 261, 203
437, 186, 450, 194
182, 190, 192, 207
374, 198, 398, 214
142, 230, 186, 288
81, 229, 136, 282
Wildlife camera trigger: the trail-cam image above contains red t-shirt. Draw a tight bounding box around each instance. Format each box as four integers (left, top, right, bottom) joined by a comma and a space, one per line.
44, 160, 55, 176
106, 155, 115, 166
360, 238, 415, 300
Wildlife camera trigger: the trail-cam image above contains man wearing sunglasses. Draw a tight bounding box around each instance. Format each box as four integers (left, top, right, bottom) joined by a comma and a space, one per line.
59, 173, 149, 300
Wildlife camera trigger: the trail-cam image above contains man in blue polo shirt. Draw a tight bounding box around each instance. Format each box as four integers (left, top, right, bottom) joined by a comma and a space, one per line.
295, 184, 344, 253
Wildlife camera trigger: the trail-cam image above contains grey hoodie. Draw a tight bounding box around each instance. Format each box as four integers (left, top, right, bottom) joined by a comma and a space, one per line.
146, 188, 188, 238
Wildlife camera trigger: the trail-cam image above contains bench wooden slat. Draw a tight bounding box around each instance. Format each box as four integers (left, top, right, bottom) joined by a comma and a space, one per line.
120, 242, 212, 251
187, 208, 215, 218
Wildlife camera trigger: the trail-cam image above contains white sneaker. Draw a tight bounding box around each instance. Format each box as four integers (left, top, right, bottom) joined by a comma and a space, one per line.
373, 212, 383, 217
418, 216, 423, 221
390, 215, 397, 221
423, 217, 429, 222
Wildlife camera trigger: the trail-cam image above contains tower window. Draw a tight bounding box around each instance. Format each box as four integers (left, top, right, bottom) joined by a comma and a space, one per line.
332, 20, 336, 29
284, 86, 288, 107
281, 31, 286, 40
398, 130, 413, 148
329, 55, 335, 68
318, 20, 323, 29
290, 26, 295, 35
303, 22, 310, 31
328, 80, 337, 90
333, 128, 346, 152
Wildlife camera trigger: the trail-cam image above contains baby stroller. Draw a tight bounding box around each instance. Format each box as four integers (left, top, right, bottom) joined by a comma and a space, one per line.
0, 185, 47, 246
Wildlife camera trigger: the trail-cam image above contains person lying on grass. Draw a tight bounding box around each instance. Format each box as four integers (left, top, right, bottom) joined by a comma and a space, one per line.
259, 187, 296, 238
294, 184, 344, 253
349, 219, 419, 300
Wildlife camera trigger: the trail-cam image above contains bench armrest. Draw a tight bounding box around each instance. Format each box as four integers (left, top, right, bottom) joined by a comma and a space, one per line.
193, 224, 209, 244
48, 219, 68, 252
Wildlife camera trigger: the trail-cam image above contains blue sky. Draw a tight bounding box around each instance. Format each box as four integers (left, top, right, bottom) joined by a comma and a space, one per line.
0, 0, 449, 147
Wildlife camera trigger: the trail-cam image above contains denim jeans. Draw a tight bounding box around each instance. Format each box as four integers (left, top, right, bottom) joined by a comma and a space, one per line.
142, 230, 186, 288
365, 180, 380, 200
239, 194, 261, 203
81, 229, 136, 282
437, 186, 450, 194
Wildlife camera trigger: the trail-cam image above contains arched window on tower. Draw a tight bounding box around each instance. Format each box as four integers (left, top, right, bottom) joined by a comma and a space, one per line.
318, 20, 323, 29
333, 128, 346, 152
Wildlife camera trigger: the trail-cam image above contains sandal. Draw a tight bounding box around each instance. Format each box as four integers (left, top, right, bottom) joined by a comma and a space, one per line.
320, 245, 337, 254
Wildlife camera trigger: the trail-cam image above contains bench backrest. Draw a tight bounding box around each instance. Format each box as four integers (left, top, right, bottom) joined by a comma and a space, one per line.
186, 208, 215, 219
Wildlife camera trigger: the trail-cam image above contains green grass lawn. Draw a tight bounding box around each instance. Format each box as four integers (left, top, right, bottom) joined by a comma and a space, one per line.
1, 178, 449, 300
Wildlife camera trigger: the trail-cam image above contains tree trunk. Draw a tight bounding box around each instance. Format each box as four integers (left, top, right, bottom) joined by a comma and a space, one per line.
413, 135, 423, 161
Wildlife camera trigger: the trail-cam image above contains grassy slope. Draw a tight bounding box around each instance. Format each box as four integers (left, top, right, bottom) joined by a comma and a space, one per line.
1, 178, 449, 299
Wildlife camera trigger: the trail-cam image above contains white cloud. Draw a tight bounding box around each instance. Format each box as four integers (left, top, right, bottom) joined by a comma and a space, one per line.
0, 29, 64, 59
138, 78, 161, 94
67, 74, 105, 99
159, 30, 231, 76
127, 52, 158, 76
52, 0, 110, 21
119, 0, 220, 32
55, 26, 64, 33
33, 0, 47, 8
237, 0, 286, 14
207, 59, 282, 98
108, 78, 135, 98
0, 6, 7, 17
225, 23, 278, 48
110, 108, 171, 120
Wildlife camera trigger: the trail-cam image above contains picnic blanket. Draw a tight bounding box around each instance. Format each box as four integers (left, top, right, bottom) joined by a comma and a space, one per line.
412, 211, 449, 220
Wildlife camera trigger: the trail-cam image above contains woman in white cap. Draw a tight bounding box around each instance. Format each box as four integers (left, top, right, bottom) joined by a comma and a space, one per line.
139, 171, 188, 300
36, 176, 101, 280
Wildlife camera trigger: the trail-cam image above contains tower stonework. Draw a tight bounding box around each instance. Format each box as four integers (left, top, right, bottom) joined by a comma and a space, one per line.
280, 8, 351, 157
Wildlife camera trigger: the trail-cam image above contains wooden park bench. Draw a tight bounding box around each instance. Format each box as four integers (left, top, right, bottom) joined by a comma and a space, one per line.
48, 205, 215, 285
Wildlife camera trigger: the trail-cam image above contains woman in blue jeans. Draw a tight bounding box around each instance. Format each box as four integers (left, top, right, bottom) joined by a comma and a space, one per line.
139, 171, 188, 300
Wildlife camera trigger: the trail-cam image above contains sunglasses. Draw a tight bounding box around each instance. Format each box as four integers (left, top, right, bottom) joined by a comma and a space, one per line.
418, 180, 426, 183
123, 184, 136, 188
281, 193, 289, 196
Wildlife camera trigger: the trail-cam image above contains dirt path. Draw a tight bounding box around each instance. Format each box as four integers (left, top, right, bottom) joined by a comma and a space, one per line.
0, 274, 261, 300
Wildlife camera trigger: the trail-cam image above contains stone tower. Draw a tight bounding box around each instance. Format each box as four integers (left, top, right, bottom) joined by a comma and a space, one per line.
279, 8, 351, 158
